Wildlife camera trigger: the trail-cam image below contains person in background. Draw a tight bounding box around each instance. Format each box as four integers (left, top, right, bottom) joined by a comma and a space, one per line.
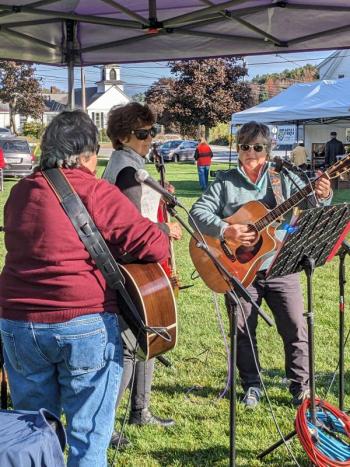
0, 110, 170, 467
194, 137, 213, 190
290, 141, 308, 169
103, 102, 182, 448
190, 121, 332, 409
325, 131, 345, 167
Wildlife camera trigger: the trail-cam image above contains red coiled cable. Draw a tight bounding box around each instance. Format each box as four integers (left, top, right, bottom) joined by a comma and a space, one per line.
295, 398, 350, 467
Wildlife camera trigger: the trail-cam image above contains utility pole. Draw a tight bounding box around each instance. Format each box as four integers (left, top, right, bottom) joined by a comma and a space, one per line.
81, 66, 86, 112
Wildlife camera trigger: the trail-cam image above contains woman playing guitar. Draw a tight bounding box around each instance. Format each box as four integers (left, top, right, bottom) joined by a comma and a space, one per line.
189, 121, 331, 410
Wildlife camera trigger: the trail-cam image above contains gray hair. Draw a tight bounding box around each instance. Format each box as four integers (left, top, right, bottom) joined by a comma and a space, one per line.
236, 121, 272, 155
40, 110, 99, 170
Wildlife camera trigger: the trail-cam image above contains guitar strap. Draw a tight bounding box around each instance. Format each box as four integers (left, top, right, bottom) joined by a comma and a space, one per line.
42, 168, 147, 356
268, 166, 284, 207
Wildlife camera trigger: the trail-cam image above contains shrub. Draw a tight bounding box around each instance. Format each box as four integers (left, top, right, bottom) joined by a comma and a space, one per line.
22, 121, 46, 139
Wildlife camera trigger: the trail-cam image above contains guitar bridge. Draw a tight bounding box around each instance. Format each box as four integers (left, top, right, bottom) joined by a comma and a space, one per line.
220, 240, 236, 261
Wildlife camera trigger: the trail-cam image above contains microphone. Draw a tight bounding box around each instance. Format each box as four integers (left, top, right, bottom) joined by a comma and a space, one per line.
273, 156, 295, 173
134, 169, 184, 208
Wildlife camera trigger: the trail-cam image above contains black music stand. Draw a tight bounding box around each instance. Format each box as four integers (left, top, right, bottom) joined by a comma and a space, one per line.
258, 203, 350, 460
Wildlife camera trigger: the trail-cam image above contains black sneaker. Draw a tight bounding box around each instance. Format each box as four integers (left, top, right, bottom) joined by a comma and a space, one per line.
129, 409, 175, 427
109, 431, 130, 449
291, 388, 310, 406
242, 387, 262, 409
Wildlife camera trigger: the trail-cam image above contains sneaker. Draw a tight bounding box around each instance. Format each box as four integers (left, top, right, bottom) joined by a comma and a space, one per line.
109, 431, 130, 449
242, 387, 262, 409
291, 388, 310, 406
129, 409, 175, 427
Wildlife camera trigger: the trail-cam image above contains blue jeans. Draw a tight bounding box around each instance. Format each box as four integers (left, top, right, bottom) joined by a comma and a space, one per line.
0, 313, 123, 467
197, 165, 210, 190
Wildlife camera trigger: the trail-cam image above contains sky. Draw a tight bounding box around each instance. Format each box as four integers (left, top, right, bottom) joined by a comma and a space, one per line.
35, 50, 334, 97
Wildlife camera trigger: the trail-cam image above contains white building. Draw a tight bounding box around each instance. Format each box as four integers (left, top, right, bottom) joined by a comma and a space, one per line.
0, 64, 130, 130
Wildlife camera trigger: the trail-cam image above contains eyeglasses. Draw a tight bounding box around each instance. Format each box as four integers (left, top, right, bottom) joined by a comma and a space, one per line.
96, 144, 100, 155
131, 127, 157, 140
238, 143, 267, 153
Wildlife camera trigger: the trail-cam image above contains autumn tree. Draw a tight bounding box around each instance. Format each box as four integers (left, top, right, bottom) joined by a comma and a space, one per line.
252, 64, 319, 102
166, 58, 252, 137
145, 77, 180, 132
0, 61, 45, 134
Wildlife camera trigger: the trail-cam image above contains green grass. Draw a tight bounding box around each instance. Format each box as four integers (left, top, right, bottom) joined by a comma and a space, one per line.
2, 163, 350, 466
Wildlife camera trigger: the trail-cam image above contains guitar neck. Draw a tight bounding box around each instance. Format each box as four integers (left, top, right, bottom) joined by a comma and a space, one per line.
254, 178, 317, 232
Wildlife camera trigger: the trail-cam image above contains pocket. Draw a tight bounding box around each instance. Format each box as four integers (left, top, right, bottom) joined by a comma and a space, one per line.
56, 327, 107, 376
0, 329, 22, 372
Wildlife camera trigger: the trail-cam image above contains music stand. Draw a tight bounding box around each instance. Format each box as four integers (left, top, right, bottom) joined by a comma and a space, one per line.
258, 203, 350, 460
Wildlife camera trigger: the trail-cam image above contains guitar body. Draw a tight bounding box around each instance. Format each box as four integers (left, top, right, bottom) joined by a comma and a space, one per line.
189, 201, 277, 293
119, 262, 177, 360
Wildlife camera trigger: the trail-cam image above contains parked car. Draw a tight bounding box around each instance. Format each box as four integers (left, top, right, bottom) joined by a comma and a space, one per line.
271, 143, 294, 160
169, 140, 198, 162
0, 127, 12, 138
1, 137, 35, 178
159, 140, 184, 161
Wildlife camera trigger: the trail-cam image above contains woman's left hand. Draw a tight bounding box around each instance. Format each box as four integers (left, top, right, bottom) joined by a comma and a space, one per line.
315, 171, 331, 200
164, 182, 175, 194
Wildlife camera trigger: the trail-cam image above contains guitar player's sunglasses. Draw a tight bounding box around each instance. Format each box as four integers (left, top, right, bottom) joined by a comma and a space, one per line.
238, 143, 267, 153
131, 127, 157, 140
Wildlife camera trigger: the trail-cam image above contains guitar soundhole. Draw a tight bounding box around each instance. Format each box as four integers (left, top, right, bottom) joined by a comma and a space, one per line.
236, 235, 263, 264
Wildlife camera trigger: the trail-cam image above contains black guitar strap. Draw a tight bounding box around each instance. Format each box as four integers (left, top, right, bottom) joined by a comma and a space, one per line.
42, 168, 146, 355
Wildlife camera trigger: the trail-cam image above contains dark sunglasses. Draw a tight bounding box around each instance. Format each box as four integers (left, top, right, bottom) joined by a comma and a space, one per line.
238, 143, 267, 153
131, 127, 157, 140
96, 144, 100, 155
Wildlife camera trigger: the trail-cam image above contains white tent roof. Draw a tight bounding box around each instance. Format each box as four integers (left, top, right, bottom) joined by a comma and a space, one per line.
232, 78, 350, 125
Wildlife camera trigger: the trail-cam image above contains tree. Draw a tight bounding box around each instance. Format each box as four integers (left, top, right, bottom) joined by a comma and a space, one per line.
166, 58, 252, 137
145, 77, 180, 132
252, 64, 319, 102
0, 61, 45, 134
131, 92, 146, 104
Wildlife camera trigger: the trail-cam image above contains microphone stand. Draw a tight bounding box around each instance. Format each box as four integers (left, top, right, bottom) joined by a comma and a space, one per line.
337, 240, 350, 411
166, 203, 274, 466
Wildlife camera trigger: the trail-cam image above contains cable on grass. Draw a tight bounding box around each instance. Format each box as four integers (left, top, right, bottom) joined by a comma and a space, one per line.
295, 398, 350, 467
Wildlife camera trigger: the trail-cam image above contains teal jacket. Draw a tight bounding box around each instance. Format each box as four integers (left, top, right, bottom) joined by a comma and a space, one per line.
189, 162, 332, 269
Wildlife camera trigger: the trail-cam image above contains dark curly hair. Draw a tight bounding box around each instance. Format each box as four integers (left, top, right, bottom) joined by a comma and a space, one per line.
107, 102, 155, 150
40, 110, 99, 169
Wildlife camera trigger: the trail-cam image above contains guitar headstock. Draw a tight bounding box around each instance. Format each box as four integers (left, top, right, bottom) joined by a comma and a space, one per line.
326, 153, 350, 180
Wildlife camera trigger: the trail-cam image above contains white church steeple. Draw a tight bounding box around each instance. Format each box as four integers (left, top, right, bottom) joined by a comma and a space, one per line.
96, 64, 124, 93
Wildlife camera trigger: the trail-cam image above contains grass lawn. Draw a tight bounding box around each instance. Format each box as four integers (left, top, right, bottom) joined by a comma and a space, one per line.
1, 162, 350, 466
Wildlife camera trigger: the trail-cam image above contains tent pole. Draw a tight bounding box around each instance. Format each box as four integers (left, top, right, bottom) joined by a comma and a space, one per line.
66, 20, 76, 110
229, 123, 233, 169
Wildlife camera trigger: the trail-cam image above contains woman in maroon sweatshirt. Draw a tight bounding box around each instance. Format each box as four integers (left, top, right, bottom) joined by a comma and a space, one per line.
0, 110, 169, 467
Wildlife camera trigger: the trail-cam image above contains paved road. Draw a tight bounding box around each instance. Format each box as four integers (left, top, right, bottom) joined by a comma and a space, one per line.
99, 144, 238, 163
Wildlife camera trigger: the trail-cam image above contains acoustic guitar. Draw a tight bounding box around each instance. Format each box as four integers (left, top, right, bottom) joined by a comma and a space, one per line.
189, 156, 350, 293
118, 262, 177, 361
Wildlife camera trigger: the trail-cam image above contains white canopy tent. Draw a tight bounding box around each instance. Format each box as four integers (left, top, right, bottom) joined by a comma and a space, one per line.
231, 78, 350, 125
231, 78, 350, 163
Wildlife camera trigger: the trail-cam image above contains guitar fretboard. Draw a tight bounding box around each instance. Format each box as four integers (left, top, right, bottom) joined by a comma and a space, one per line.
254, 179, 316, 232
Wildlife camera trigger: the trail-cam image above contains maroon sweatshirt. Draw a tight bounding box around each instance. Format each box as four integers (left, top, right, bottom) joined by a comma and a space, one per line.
0, 167, 169, 323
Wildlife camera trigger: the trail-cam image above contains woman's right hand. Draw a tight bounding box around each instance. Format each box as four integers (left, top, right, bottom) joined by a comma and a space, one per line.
223, 224, 257, 246
166, 222, 182, 240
